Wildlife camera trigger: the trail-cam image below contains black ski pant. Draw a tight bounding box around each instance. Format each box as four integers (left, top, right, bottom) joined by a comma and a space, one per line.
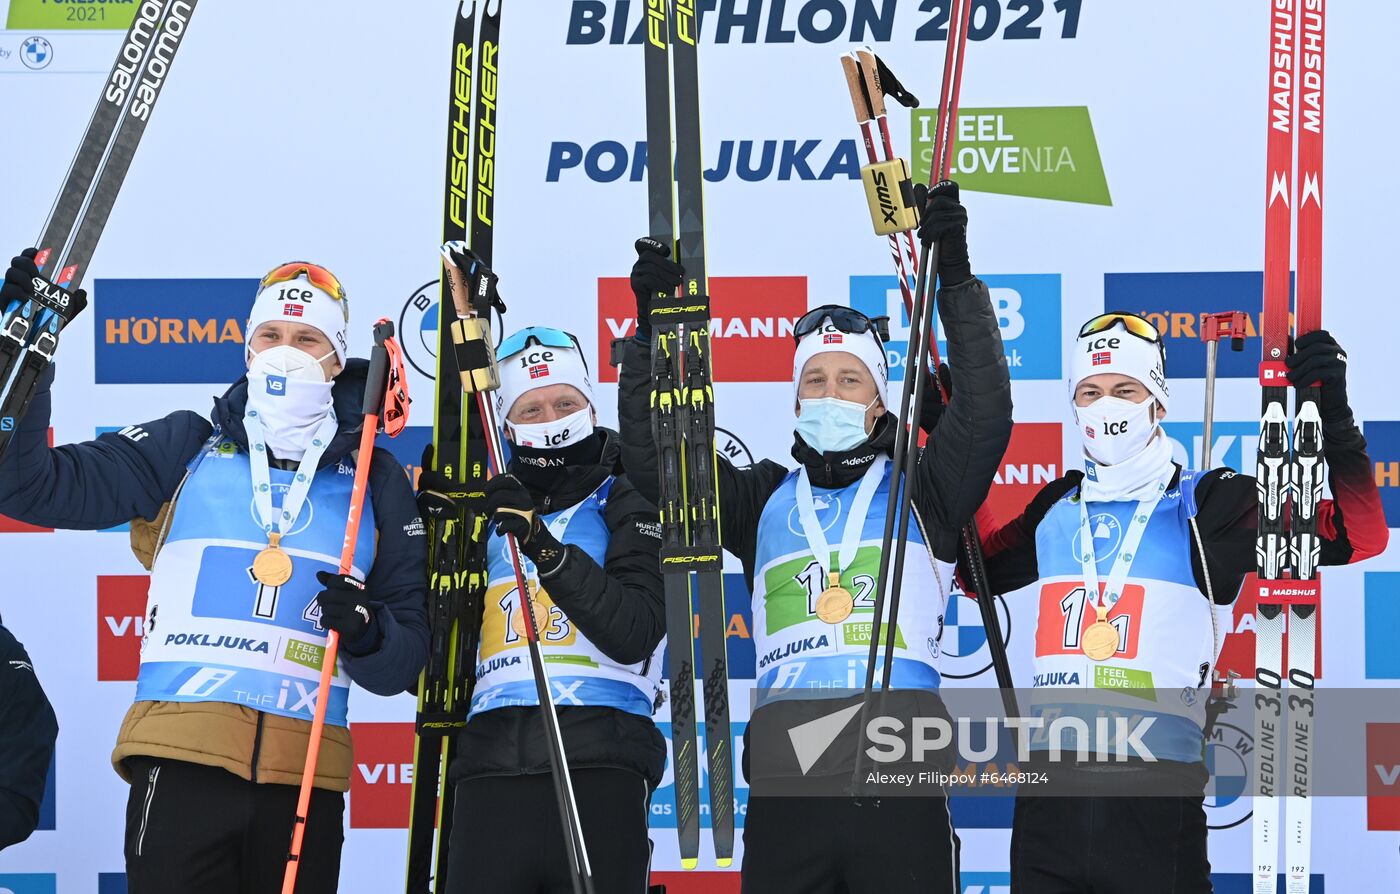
1011, 795, 1211, 894
444, 767, 653, 894
123, 756, 344, 894
740, 794, 962, 894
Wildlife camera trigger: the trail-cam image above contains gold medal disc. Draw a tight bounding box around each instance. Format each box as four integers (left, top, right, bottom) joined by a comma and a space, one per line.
815, 572, 855, 624
252, 533, 293, 587
511, 600, 551, 640
1082, 605, 1119, 661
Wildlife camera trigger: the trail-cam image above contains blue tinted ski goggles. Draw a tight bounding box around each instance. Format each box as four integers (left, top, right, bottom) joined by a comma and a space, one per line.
498, 326, 585, 363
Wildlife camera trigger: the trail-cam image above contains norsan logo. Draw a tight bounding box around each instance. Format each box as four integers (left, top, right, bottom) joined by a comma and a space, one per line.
105, 316, 244, 345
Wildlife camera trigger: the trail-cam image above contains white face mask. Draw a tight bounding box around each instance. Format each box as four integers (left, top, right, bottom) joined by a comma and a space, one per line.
1075, 395, 1158, 466
508, 406, 594, 450
245, 346, 336, 460
795, 396, 876, 454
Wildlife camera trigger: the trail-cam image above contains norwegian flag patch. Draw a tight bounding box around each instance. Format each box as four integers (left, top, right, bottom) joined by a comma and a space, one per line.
1091, 351, 1111, 366
823, 333, 843, 344
528, 363, 549, 379
1085, 425, 1096, 439
283, 303, 305, 317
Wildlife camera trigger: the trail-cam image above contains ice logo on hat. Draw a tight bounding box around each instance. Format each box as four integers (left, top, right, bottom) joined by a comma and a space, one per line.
266, 375, 287, 396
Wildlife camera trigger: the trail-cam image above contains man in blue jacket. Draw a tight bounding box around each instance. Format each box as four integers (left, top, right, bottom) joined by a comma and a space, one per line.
0, 252, 429, 893
0, 617, 58, 852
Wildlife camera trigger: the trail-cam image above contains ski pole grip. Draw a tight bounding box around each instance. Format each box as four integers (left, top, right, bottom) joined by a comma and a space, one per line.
363, 318, 394, 418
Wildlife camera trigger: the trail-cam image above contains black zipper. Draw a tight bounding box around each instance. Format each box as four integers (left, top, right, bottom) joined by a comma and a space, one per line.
250, 711, 265, 783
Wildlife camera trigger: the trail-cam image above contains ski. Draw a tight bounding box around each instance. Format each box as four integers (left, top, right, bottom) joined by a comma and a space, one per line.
1253, 3, 1323, 893
641, 0, 733, 868
404, 2, 498, 890
0, 0, 196, 459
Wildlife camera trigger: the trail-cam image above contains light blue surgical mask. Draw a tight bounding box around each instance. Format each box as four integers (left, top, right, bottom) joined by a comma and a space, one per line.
795, 396, 877, 454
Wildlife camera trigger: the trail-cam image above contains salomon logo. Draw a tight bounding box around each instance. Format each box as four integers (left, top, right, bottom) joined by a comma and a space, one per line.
0, 418, 13, 431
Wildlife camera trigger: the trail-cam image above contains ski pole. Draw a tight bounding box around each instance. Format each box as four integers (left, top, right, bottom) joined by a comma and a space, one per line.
1199, 311, 1247, 468
442, 244, 595, 894
282, 318, 409, 893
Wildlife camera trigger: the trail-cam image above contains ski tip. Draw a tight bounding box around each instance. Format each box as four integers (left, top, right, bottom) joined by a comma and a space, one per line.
681, 858, 699, 871
715, 858, 733, 869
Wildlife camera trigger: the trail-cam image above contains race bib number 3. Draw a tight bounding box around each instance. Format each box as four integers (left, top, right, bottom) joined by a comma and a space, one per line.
1034, 582, 1145, 660
480, 581, 577, 660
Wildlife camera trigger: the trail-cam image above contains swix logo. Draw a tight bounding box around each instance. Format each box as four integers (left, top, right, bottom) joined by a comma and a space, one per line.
529, 363, 549, 379
348, 722, 416, 828
871, 167, 898, 225
96, 278, 256, 383
852, 273, 1061, 380
98, 575, 151, 681
1367, 723, 1400, 830
1362, 421, 1400, 527
1102, 273, 1266, 380
985, 422, 1062, 522
0, 428, 54, 533
1092, 351, 1110, 365
1214, 574, 1323, 683
283, 303, 304, 317
597, 276, 805, 382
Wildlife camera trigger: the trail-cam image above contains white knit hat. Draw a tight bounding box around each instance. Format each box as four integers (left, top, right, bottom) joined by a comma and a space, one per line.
792, 317, 890, 408
1067, 318, 1169, 410
245, 272, 349, 368
496, 332, 594, 419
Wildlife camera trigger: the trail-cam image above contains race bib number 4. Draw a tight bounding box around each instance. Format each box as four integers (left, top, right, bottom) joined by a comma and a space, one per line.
1034, 582, 1145, 660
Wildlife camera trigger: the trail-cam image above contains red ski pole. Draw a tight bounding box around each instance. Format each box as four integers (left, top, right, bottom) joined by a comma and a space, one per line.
282, 318, 409, 893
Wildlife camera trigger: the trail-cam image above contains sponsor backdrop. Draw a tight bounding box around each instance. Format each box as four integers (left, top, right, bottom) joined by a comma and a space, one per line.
1, 1, 1398, 891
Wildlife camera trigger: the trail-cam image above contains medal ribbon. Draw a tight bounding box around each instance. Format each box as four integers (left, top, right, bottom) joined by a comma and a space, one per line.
1073, 468, 1172, 610
795, 454, 887, 584
245, 408, 341, 540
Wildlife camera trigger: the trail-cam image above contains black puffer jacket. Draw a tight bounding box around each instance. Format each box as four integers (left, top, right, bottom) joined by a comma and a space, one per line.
617, 276, 1014, 579
449, 429, 668, 788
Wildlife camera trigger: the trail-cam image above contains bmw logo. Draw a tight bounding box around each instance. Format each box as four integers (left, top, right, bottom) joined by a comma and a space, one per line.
21, 36, 53, 70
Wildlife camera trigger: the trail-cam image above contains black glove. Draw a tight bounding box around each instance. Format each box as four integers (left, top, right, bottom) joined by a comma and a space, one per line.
913, 181, 972, 286
917, 362, 954, 436
630, 237, 684, 342
314, 571, 379, 652
2, 249, 40, 307
415, 444, 458, 518
484, 474, 568, 575
1285, 330, 1351, 427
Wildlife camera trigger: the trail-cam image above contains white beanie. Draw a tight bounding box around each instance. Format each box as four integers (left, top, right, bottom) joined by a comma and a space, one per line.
245, 273, 349, 368
496, 337, 594, 419
1067, 321, 1169, 410
792, 317, 889, 408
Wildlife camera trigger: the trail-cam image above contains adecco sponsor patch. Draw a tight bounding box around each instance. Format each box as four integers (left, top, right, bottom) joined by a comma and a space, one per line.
850, 274, 1061, 381
98, 575, 150, 682
94, 278, 253, 384
597, 277, 805, 383
348, 722, 416, 829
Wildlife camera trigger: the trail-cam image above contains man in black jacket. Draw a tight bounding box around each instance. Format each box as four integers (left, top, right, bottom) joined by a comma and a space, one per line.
0, 618, 58, 852
431, 326, 666, 894
616, 184, 1013, 893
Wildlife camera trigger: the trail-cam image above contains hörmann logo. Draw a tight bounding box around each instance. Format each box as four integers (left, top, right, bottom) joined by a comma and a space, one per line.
95, 278, 253, 384
102, 0, 163, 108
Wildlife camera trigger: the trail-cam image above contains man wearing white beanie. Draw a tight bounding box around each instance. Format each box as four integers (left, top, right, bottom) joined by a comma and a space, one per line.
616, 183, 1014, 893
0, 253, 429, 892
423, 326, 667, 894
977, 312, 1388, 894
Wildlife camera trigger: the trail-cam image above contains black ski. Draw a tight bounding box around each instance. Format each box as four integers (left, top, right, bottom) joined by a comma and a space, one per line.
404, 2, 498, 891
0, 0, 197, 458
642, 0, 733, 868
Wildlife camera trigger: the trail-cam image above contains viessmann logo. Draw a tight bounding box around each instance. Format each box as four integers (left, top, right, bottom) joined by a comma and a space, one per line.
348, 722, 417, 829
98, 575, 151, 682
94, 278, 255, 384
596, 275, 806, 382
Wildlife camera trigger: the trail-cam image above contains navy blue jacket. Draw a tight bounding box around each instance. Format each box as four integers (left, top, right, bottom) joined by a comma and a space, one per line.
0, 361, 429, 696
0, 621, 57, 851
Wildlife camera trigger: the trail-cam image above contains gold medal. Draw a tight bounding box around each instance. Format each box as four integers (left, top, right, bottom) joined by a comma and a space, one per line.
511, 595, 551, 640
815, 571, 855, 624
1082, 603, 1119, 661
252, 532, 293, 586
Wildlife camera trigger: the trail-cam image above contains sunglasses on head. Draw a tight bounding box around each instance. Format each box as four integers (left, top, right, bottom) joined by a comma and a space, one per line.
793, 305, 890, 344
260, 262, 349, 319
1078, 312, 1162, 344
498, 326, 587, 368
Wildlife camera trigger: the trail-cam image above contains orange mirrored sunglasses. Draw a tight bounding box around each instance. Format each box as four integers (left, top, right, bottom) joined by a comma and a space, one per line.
260, 262, 348, 304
